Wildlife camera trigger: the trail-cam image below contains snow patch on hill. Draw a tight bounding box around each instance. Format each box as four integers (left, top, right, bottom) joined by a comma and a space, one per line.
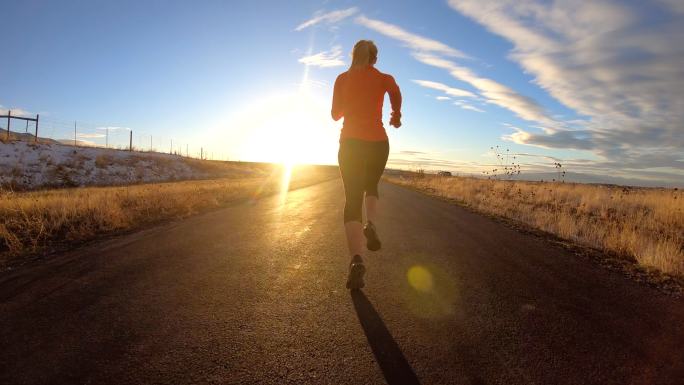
0, 141, 213, 190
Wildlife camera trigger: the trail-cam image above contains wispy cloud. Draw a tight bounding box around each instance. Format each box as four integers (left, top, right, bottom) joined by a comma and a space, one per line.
459, 104, 484, 113
453, 99, 485, 112
413, 52, 552, 124
76, 133, 106, 138
0, 105, 32, 117
294, 79, 330, 89
295, 7, 358, 31
387, 156, 473, 171
507, 152, 563, 163
65, 139, 97, 147
298, 45, 345, 67
355, 15, 469, 58
448, 0, 684, 171
412, 79, 476, 98
95, 126, 131, 131
412, 79, 488, 112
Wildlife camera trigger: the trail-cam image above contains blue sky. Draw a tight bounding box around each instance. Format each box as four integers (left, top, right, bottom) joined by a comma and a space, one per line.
2, 0, 683, 186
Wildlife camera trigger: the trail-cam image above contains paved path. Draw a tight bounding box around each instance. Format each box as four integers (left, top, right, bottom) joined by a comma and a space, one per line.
1, 179, 683, 384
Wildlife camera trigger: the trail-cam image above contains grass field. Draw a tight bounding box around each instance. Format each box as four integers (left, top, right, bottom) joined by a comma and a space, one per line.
0, 164, 338, 269
386, 173, 683, 277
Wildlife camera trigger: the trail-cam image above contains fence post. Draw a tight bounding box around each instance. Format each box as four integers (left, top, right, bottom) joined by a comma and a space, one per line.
6, 110, 10, 141
35, 114, 39, 142
129, 130, 132, 151
201, 147, 203, 160
25, 120, 28, 133
170, 139, 173, 154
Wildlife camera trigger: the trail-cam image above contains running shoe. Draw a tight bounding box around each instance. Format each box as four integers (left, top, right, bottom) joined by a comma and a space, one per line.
346, 255, 366, 290
364, 221, 382, 251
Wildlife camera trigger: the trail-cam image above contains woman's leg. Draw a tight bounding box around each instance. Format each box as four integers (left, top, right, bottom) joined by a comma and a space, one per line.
365, 195, 379, 224
338, 140, 366, 258
362, 141, 390, 251
364, 194, 379, 223
363, 141, 390, 221
344, 222, 364, 257
339, 139, 369, 289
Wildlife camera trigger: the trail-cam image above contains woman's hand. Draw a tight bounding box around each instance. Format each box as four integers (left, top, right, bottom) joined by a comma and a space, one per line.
390, 112, 402, 128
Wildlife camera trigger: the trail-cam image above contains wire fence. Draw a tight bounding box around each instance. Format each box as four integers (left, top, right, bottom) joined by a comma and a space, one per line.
0, 111, 227, 161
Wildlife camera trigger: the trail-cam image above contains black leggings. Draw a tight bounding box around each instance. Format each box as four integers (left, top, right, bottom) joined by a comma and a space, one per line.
338, 139, 390, 223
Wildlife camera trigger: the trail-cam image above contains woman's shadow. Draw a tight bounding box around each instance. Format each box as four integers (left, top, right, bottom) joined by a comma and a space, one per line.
350, 290, 422, 385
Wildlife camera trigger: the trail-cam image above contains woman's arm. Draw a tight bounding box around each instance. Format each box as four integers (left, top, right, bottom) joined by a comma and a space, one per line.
386, 75, 402, 128
331, 74, 345, 121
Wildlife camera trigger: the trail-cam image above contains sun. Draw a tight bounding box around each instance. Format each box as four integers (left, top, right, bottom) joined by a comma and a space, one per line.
237, 90, 338, 166
228, 88, 338, 206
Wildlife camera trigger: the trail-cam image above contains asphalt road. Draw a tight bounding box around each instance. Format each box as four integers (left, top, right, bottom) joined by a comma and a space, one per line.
2, 179, 683, 385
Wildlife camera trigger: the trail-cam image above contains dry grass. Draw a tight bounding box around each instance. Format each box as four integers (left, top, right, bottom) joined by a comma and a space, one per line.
0, 165, 338, 268
386, 174, 684, 276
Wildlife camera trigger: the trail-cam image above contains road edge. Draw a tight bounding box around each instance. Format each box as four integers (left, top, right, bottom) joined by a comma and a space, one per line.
384, 179, 684, 297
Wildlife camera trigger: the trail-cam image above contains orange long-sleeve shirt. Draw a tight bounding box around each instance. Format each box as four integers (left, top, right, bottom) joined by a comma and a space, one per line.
331, 65, 402, 141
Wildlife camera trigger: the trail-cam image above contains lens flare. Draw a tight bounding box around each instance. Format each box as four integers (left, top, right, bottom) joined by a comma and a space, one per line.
404, 262, 458, 319
407, 265, 434, 292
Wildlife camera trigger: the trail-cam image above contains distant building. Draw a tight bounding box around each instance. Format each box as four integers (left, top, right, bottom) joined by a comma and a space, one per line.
437, 171, 452, 176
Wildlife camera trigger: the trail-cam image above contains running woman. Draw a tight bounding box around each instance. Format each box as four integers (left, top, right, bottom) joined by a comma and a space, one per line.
331, 40, 402, 290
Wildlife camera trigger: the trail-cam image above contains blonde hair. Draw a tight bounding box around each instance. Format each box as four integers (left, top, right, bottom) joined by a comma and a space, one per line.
350, 40, 378, 69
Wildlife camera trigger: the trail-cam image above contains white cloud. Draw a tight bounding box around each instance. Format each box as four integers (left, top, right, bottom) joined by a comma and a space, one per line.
412, 79, 488, 112
452, 99, 485, 112
448, 0, 684, 172
298, 46, 345, 67
77, 133, 106, 138
0, 105, 32, 117
296, 79, 330, 89
96, 126, 130, 131
355, 15, 469, 58
413, 52, 552, 124
295, 7, 358, 31
412, 79, 476, 98
459, 104, 485, 113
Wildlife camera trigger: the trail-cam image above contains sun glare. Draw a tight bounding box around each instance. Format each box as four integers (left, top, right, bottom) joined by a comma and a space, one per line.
221, 68, 339, 206
225, 86, 339, 206
236, 89, 338, 166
